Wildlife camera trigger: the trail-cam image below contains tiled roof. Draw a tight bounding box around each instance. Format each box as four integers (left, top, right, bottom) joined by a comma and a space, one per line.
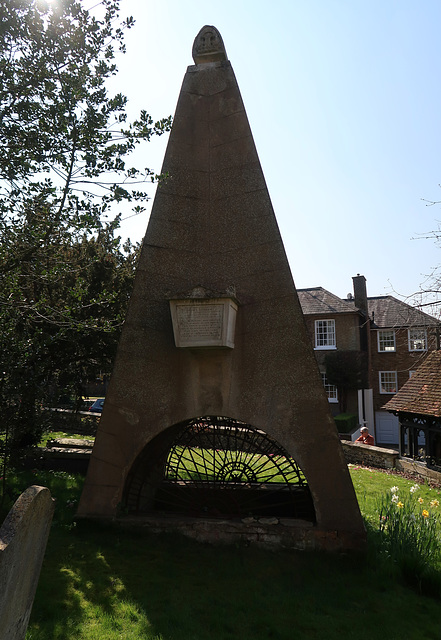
383, 350, 441, 417
367, 296, 439, 329
298, 288, 440, 329
297, 288, 359, 315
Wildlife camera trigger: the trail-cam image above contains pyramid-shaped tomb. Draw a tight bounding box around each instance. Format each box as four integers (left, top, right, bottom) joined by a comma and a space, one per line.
77, 26, 365, 551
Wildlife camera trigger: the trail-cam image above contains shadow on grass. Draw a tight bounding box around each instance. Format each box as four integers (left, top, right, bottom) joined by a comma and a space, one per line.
1, 467, 436, 639
26, 517, 441, 640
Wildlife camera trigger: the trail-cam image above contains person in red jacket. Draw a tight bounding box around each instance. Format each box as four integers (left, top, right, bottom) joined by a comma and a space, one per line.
355, 426, 374, 445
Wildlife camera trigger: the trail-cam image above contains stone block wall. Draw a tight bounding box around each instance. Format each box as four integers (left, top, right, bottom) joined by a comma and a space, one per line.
341, 441, 399, 470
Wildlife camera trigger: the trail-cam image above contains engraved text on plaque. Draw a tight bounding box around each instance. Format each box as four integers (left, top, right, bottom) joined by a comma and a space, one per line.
170, 298, 238, 348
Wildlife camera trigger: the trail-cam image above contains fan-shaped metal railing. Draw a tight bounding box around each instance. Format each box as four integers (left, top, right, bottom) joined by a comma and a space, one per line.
124, 416, 315, 522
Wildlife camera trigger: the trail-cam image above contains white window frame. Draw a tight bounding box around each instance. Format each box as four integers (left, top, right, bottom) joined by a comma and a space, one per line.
321, 372, 338, 403
314, 319, 336, 350
377, 330, 396, 352
408, 328, 427, 352
379, 371, 398, 394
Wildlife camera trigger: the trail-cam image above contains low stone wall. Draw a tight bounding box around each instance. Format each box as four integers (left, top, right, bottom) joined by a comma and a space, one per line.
342, 441, 441, 484
396, 457, 441, 483
342, 441, 399, 470
27, 439, 93, 474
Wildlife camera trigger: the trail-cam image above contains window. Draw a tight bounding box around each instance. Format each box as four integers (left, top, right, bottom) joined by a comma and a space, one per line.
321, 373, 338, 403
378, 330, 396, 352
379, 371, 397, 394
315, 319, 336, 349
408, 328, 427, 351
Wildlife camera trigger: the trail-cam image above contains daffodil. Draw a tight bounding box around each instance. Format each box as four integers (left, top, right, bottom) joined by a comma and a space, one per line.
422, 510, 429, 518
391, 494, 399, 503
397, 501, 404, 509
410, 484, 419, 493
390, 486, 399, 494
418, 497, 424, 504
430, 499, 439, 508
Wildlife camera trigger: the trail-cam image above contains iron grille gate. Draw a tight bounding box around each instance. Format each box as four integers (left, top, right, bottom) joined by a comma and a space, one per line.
124, 416, 315, 521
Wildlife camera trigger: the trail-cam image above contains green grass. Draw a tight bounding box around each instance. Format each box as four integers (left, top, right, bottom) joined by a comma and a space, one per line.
1, 466, 441, 639
168, 446, 304, 484
40, 431, 94, 446
349, 464, 441, 528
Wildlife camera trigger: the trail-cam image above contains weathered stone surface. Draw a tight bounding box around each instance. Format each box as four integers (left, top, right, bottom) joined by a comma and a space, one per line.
0, 486, 54, 640
77, 27, 366, 548
342, 441, 399, 470
192, 26, 227, 64
110, 515, 365, 552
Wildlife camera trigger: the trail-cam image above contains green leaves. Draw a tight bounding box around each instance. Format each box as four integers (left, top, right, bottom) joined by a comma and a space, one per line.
0, 0, 166, 460
0, 0, 171, 208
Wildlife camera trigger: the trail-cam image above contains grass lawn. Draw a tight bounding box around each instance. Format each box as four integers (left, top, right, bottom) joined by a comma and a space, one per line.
1, 465, 441, 640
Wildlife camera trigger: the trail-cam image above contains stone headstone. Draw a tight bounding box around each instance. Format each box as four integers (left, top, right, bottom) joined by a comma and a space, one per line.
0, 485, 54, 639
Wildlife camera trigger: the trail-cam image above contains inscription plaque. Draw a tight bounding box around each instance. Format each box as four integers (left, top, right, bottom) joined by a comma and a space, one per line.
170, 298, 238, 348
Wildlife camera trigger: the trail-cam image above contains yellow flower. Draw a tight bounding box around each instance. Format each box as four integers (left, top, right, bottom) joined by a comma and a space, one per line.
422, 510, 429, 518
430, 499, 440, 508
397, 501, 404, 509
418, 497, 424, 504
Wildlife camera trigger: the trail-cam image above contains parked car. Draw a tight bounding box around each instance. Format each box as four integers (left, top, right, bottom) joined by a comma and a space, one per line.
88, 398, 105, 413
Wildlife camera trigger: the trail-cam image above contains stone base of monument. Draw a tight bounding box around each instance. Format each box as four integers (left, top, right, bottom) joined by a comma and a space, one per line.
77, 513, 365, 553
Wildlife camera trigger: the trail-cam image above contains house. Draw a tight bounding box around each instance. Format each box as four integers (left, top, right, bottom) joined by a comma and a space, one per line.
297, 285, 365, 417
298, 274, 440, 447
383, 350, 441, 468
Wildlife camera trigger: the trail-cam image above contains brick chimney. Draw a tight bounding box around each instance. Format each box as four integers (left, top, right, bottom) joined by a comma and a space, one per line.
352, 274, 368, 318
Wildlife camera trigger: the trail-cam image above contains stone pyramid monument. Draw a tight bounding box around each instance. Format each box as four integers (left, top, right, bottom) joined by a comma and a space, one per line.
77, 26, 365, 550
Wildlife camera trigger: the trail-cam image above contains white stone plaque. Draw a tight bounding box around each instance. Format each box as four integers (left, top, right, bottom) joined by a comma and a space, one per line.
170, 298, 238, 348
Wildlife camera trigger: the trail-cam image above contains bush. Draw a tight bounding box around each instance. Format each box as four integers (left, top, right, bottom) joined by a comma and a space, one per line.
334, 413, 357, 433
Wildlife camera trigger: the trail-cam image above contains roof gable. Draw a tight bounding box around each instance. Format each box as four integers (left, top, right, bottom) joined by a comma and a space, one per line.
368, 295, 440, 329
297, 288, 359, 315
298, 288, 440, 328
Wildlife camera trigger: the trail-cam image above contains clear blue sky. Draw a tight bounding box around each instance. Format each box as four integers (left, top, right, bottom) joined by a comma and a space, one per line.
105, 0, 441, 310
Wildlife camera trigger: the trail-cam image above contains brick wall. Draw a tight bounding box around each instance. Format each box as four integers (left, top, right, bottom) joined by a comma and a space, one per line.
370, 327, 438, 412
302, 313, 361, 351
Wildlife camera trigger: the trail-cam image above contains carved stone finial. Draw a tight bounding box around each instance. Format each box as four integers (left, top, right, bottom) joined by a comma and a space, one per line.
192, 25, 227, 64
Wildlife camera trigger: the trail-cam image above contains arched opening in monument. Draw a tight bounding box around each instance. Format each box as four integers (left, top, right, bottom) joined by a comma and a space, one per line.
123, 416, 315, 522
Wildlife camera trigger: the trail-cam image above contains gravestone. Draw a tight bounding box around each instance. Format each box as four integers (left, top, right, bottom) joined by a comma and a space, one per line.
0, 485, 54, 639
77, 26, 366, 550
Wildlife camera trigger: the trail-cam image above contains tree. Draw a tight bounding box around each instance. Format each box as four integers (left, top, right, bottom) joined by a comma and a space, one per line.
0, 0, 171, 475
407, 218, 441, 318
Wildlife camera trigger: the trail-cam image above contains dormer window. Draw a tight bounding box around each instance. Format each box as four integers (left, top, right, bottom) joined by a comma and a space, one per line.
314, 319, 336, 349
378, 330, 395, 352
